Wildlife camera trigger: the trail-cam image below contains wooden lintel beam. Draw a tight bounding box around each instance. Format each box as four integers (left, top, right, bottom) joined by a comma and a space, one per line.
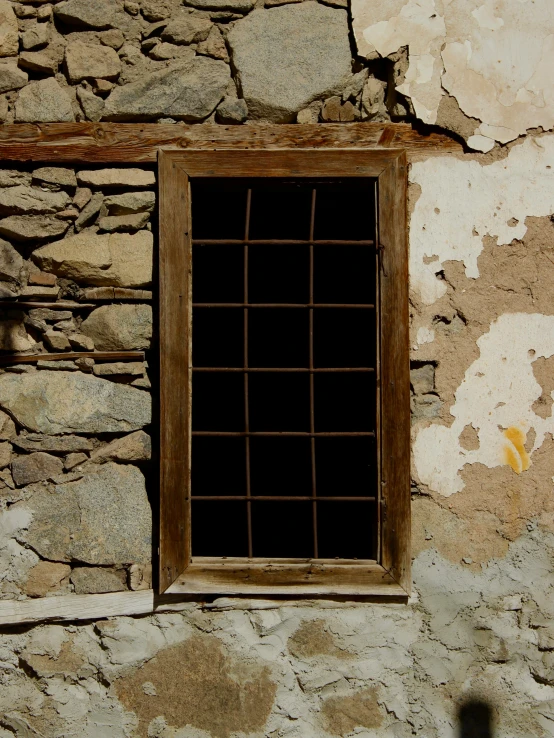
0, 123, 462, 163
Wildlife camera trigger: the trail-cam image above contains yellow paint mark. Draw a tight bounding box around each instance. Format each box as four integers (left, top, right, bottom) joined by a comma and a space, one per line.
503, 427, 530, 474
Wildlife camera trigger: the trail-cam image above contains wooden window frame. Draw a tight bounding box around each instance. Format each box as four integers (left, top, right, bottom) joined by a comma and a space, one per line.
159, 148, 410, 598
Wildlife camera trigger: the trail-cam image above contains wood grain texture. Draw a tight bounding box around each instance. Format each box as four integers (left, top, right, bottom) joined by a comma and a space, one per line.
158, 152, 192, 594
167, 148, 397, 178
167, 561, 405, 597
0, 123, 460, 162
0, 351, 145, 364
378, 153, 411, 594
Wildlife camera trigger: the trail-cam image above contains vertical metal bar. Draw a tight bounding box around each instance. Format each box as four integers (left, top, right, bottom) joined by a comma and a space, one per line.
374, 180, 382, 564
244, 188, 253, 558
309, 188, 318, 559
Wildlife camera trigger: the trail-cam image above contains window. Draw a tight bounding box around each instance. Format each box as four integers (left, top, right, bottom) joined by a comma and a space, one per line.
159, 149, 409, 597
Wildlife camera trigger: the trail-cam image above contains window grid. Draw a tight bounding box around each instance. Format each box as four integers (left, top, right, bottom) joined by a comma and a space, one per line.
191, 183, 377, 560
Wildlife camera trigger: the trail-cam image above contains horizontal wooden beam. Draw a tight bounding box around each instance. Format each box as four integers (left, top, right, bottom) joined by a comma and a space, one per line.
167, 560, 407, 597
0, 123, 461, 163
0, 351, 145, 365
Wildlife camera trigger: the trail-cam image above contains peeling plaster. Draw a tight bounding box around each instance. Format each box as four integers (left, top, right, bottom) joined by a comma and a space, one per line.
409, 135, 554, 306
414, 312, 554, 496
351, 0, 554, 147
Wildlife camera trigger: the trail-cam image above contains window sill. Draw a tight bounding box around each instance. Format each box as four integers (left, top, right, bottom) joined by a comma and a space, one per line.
165, 558, 408, 598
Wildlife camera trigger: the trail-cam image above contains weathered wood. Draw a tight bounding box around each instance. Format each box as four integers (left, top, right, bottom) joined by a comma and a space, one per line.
378, 152, 411, 594
167, 560, 406, 597
0, 301, 95, 309
163, 148, 400, 179
159, 149, 411, 596
0, 351, 145, 365
0, 123, 461, 162
158, 151, 192, 593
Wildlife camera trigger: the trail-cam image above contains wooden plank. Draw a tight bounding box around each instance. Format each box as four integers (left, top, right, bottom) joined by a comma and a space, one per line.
167, 561, 406, 597
0, 301, 95, 309
0, 351, 145, 365
0, 123, 460, 162
378, 153, 411, 594
158, 152, 192, 593
166, 148, 399, 179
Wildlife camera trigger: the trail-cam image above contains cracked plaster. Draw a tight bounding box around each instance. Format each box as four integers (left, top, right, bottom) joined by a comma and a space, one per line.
351, 0, 554, 149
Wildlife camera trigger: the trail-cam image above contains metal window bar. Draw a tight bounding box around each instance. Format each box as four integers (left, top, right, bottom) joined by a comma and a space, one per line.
191, 180, 378, 560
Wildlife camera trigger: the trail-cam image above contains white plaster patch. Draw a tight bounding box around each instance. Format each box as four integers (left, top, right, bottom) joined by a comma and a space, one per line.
414, 312, 554, 496
409, 135, 554, 305
417, 327, 435, 344
351, 0, 554, 143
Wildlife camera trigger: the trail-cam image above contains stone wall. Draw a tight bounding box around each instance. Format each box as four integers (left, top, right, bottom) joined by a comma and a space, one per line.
0, 163, 155, 599
0, 0, 553, 737
0, 0, 405, 125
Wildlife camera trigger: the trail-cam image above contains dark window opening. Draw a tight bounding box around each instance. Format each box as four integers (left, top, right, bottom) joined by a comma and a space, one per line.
190, 178, 378, 561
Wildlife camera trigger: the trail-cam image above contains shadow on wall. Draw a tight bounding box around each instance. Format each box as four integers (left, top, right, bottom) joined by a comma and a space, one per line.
458, 699, 494, 738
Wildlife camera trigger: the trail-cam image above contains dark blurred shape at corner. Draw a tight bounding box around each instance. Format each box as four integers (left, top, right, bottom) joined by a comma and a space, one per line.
459, 699, 494, 738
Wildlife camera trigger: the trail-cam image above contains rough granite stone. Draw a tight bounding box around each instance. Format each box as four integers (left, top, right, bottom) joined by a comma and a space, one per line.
32, 230, 153, 287
15, 78, 76, 123
12, 452, 64, 487
76, 87, 105, 122
228, 2, 352, 121
0, 170, 31, 188
90, 430, 151, 463
0, 186, 70, 215
0, 216, 69, 241
32, 167, 78, 189
77, 169, 155, 188
20, 463, 152, 564
66, 41, 121, 82
104, 191, 155, 215
54, 0, 118, 29
43, 328, 71, 351
70, 566, 127, 594
0, 62, 28, 93
0, 313, 34, 351
0, 440, 11, 468
186, 0, 255, 9
21, 23, 50, 50
0, 239, 25, 284
0, 409, 15, 440
0, 1, 19, 57
81, 304, 152, 350
197, 25, 229, 62
0, 371, 151, 434
74, 192, 103, 230
98, 212, 149, 232
12, 433, 93, 453
24, 561, 71, 597
104, 57, 229, 120
161, 16, 212, 45
92, 362, 145, 377
18, 50, 59, 75
216, 96, 247, 123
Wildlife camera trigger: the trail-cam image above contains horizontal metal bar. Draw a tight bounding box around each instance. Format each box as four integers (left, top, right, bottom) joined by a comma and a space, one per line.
191, 496, 376, 502
0, 351, 146, 365
192, 367, 375, 373
192, 303, 375, 309
192, 431, 375, 437
192, 239, 376, 247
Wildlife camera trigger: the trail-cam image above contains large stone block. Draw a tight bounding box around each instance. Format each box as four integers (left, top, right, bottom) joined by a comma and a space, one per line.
227, 2, 352, 121
0, 215, 69, 241
81, 304, 152, 350
65, 41, 121, 83
12, 452, 64, 487
0, 62, 27, 93
15, 78, 76, 123
32, 230, 153, 287
0, 186, 70, 215
19, 463, 152, 564
0, 1, 19, 57
104, 57, 229, 120
54, 0, 118, 29
0, 239, 25, 284
0, 371, 151, 434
